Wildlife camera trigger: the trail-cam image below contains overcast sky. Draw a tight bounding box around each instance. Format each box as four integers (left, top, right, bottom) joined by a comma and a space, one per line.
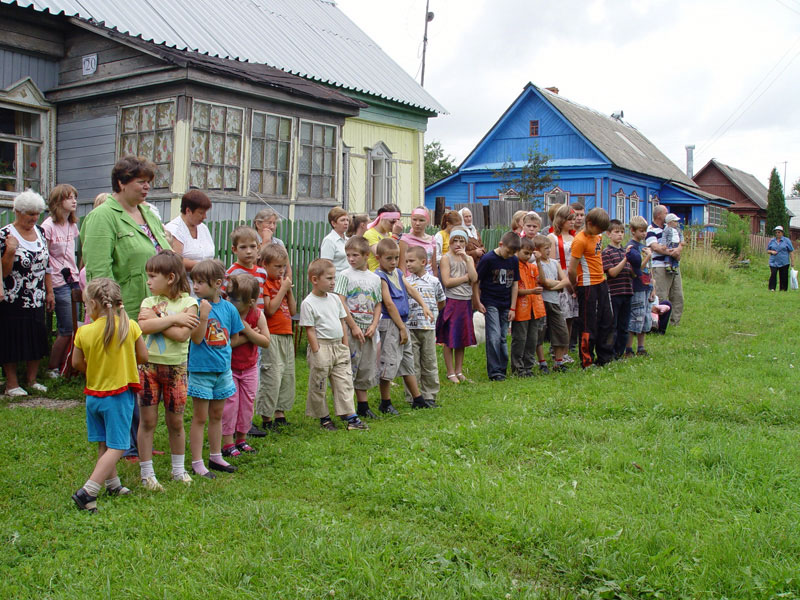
337, 0, 800, 192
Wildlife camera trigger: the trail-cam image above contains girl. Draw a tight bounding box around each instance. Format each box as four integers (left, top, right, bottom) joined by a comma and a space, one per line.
401, 206, 438, 277
137, 251, 199, 490
222, 274, 270, 457
188, 259, 244, 478
434, 210, 462, 259
510, 210, 528, 235
71, 278, 148, 512
347, 213, 369, 238
42, 184, 80, 379
436, 228, 477, 384
548, 205, 578, 363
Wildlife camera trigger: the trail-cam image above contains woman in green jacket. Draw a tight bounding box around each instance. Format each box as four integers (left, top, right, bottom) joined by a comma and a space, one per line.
81, 156, 171, 320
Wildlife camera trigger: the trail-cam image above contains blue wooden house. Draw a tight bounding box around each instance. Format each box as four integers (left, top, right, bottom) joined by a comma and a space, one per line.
425, 84, 730, 228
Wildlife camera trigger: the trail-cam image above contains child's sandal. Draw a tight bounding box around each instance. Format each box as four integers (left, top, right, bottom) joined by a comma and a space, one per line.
446, 373, 460, 384
456, 373, 473, 384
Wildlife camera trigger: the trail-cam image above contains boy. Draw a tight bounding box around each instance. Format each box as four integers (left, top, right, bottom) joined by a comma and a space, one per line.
374, 238, 436, 413
404, 245, 446, 404
335, 235, 382, 419
510, 236, 545, 377
568, 207, 614, 368
223, 226, 267, 310
663, 213, 683, 273
571, 202, 585, 231
626, 216, 653, 356
188, 259, 243, 478
520, 211, 542, 238
475, 231, 521, 381
300, 258, 367, 431
254, 244, 296, 432
535, 235, 570, 372
601, 219, 634, 359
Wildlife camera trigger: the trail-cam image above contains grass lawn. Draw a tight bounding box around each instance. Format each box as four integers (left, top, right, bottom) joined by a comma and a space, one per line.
1, 260, 799, 599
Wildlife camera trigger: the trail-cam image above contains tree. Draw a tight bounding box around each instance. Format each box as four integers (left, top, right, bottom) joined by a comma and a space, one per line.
424, 140, 457, 186
791, 176, 800, 196
491, 146, 558, 210
766, 167, 790, 233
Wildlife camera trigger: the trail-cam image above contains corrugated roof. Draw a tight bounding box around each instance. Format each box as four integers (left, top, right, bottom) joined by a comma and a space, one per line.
536, 85, 696, 187
705, 159, 769, 209
3, 0, 446, 114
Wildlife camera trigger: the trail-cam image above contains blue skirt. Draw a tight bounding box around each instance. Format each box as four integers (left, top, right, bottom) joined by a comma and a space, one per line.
436, 298, 476, 349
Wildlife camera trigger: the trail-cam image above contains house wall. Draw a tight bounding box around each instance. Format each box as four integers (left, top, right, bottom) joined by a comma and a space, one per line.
693, 165, 763, 234
0, 48, 59, 91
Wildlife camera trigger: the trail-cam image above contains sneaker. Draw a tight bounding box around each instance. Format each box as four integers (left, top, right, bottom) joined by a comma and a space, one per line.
346, 417, 369, 431
357, 406, 378, 419
30, 382, 47, 393
106, 485, 131, 496
624, 348, 635, 358
208, 460, 237, 473
637, 347, 648, 356
71, 488, 98, 513
423, 398, 439, 408
47, 369, 61, 379
141, 476, 164, 492
172, 472, 193, 485
562, 354, 575, 365
247, 424, 268, 438
221, 445, 241, 458
539, 364, 551, 375
378, 402, 399, 415
320, 418, 337, 431
235, 441, 257, 454
5, 387, 27, 397
412, 397, 431, 409
552, 364, 567, 373
274, 417, 289, 426
489, 375, 506, 382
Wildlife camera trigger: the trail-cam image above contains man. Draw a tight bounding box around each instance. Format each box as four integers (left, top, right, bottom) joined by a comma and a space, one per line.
646, 205, 683, 326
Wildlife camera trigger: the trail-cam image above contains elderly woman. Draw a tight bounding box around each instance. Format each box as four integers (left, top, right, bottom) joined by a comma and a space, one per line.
0, 190, 55, 396
81, 155, 170, 320
767, 225, 795, 291
459, 207, 485, 261
166, 189, 215, 283
320, 206, 349, 273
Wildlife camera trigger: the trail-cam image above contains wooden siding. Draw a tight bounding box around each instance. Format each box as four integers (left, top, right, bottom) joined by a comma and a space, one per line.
0, 48, 59, 91
59, 31, 164, 86
694, 164, 764, 233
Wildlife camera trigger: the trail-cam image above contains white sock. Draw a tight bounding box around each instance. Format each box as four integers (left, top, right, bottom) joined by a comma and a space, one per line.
191, 459, 208, 476
209, 453, 229, 467
171, 454, 186, 476
139, 460, 155, 480
104, 476, 122, 490
83, 479, 101, 497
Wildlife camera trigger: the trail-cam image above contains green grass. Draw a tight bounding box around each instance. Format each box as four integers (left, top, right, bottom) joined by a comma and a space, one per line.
2, 264, 800, 599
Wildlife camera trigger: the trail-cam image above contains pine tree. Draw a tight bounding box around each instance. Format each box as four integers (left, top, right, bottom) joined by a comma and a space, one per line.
766, 167, 789, 233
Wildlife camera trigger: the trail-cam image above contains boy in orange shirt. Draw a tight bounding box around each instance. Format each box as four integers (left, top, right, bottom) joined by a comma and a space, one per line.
568, 207, 614, 368
510, 236, 546, 377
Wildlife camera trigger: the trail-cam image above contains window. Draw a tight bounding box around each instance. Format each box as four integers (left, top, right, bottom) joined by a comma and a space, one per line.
529, 120, 539, 137
190, 100, 243, 192
499, 187, 520, 202
367, 141, 397, 210
759, 219, 766, 235
120, 100, 175, 189
544, 186, 569, 209
298, 120, 336, 200
707, 204, 725, 227
629, 191, 640, 219
615, 189, 626, 221
0, 107, 43, 193
250, 111, 291, 196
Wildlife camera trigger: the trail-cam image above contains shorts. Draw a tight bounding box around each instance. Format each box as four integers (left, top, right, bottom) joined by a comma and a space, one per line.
377, 319, 415, 381
188, 370, 236, 401
86, 389, 136, 450
543, 301, 569, 347
349, 333, 378, 390
628, 290, 652, 334
139, 362, 188, 413
53, 284, 74, 336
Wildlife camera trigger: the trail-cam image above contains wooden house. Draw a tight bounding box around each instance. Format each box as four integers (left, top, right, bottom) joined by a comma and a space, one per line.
0, 0, 445, 221
425, 83, 730, 228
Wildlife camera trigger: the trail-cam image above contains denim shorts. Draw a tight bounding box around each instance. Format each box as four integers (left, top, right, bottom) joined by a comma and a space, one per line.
53, 284, 73, 336
628, 290, 652, 334
86, 389, 136, 450
188, 370, 236, 400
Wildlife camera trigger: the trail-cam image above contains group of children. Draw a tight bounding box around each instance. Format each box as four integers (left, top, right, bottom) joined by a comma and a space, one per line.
72, 205, 673, 512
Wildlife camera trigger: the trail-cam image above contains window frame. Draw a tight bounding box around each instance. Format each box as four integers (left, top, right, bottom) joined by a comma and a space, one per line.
297, 118, 338, 202
118, 98, 177, 190
529, 120, 540, 137
615, 189, 626, 221
366, 141, 397, 212
629, 191, 640, 219
248, 109, 293, 198
189, 99, 245, 193
544, 186, 569, 210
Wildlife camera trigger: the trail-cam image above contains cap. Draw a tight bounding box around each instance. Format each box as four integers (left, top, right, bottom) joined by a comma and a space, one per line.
665, 213, 681, 223
774, 225, 784, 232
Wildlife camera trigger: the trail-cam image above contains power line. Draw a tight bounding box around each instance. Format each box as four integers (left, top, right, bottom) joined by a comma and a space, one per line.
774, 0, 800, 16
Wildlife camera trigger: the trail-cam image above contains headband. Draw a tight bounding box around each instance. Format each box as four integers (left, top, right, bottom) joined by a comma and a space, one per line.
411, 207, 429, 221
449, 228, 469, 241
367, 211, 401, 230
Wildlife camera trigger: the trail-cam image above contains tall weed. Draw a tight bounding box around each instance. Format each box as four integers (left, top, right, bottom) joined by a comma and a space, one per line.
680, 245, 731, 283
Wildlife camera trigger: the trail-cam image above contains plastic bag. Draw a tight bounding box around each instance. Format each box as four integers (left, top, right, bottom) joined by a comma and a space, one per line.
791, 268, 798, 290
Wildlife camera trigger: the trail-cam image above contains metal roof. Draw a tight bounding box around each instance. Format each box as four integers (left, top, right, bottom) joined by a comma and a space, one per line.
701, 159, 769, 209
3, 0, 446, 114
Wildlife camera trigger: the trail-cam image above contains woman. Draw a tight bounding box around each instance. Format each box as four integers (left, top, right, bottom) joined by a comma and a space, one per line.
320, 207, 349, 273
81, 155, 171, 320
459, 207, 486, 261
347, 214, 369, 238
166, 189, 215, 284
401, 206, 438, 276
767, 225, 794, 291
364, 203, 403, 271
548, 204, 578, 363
0, 190, 54, 396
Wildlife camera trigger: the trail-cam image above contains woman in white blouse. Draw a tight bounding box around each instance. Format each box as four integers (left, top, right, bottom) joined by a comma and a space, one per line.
166, 190, 215, 281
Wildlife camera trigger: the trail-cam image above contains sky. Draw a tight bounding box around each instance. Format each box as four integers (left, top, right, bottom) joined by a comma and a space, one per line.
337, 0, 800, 192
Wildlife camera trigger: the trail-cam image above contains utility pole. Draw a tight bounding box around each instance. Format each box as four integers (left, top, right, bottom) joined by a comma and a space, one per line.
781, 161, 788, 190
420, 1, 434, 87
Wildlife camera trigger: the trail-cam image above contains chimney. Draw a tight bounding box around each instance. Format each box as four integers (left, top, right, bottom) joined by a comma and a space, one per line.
685, 145, 695, 179
545, 86, 559, 95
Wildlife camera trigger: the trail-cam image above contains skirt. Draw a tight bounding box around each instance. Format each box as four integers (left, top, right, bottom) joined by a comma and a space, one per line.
558, 289, 579, 319
436, 298, 477, 349
0, 302, 48, 363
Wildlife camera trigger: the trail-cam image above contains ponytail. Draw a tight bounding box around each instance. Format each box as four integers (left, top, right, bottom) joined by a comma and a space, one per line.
85, 278, 129, 348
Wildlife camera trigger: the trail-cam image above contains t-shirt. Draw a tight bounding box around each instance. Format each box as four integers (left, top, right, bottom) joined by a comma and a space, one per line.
626, 239, 652, 293
403, 233, 436, 276
299, 292, 346, 340
364, 227, 392, 271
263, 276, 293, 335
571, 231, 605, 287
406, 272, 445, 330
601, 246, 633, 296
515, 261, 545, 321
231, 307, 261, 370
223, 263, 267, 309
41, 217, 79, 288
476, 250, 520, 309
334, 267, 382, 331
140, 293, 198, 365
74, 317, 143, 396
376, 267, 410, 321
320, 229, 348, 273
434, 230, 450, 257
189, 297, 243, 373
539, 259, 561, 304
645, 223, 667, 268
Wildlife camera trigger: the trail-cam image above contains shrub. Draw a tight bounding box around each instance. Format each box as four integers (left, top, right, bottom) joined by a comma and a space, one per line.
712, 212, 749, 257
680, 245, 731, 283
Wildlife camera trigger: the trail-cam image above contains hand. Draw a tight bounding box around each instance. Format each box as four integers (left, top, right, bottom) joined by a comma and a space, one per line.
4, 235, 18, 255
399, 326, 409, 345
198, 299, 212, 319
365, 323, 377, 338
422, 306, 434, 322
454, 247, 467, 258
173, 309, 200, 329
351, 324, 365, 343
531, 286, 543, 295
259, 225, 273, 244
476, 302, 486, 314
46, 291, 55, 312
508, 308, 516, 319
392, 220, 404, 236
281, 274, 293, 290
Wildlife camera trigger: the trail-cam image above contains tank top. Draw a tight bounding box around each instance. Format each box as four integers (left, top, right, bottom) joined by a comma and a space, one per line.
551, 233, 573, 270
444, 255, 472, 300
376, 268, 409, 322
539, 259, 561, 303
231, 307, 261, 370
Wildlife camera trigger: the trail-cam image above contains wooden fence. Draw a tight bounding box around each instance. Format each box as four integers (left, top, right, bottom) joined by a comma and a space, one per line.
687, 230, 772, 254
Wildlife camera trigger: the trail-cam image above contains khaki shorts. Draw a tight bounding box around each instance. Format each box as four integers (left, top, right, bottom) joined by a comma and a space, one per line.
544, 301, 569, 348
349, 333, 378, 390
377, 319, 415, 381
